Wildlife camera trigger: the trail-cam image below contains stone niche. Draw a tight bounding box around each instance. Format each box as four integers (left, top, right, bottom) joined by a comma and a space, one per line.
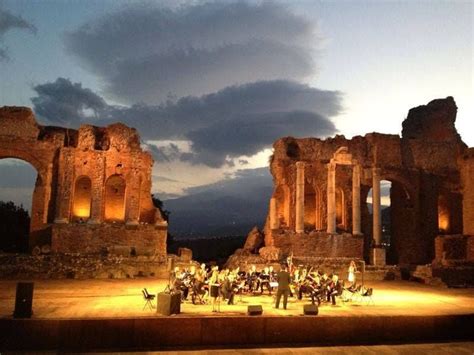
228, 97, 473, 268
0, 107, 167, 258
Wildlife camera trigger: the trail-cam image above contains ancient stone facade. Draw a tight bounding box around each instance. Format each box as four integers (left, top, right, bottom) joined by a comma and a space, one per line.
235, 97, 473, 267
0, 107, 167, 257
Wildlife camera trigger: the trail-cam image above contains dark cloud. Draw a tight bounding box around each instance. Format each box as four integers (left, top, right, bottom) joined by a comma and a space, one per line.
0, 6, 36, 61
31, 77, 107, 126
31, 78, 342, 167
182, 110, 336, 167
64, 1, 316, 104
144, 142, 182, 163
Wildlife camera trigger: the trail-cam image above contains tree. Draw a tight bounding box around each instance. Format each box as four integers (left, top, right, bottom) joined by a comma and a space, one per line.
0, 201, 30, 252
151, 194, 171, 222
151, 195, 174, 247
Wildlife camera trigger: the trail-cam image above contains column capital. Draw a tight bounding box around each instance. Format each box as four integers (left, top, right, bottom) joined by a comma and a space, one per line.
296, 161, 305, 169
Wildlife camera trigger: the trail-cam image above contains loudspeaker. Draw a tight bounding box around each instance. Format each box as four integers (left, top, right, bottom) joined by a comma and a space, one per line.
157, 291, 181, 316
14, 282, 34, 318
303, 304, 318, 316
247, 305, 263, 316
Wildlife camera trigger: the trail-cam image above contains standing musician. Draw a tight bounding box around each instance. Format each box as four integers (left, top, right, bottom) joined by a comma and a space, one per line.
209, 266, 220, 312
275, 264, 292, 310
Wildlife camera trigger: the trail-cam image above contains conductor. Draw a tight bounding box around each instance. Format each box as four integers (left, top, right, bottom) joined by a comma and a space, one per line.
275, 264, 291, 309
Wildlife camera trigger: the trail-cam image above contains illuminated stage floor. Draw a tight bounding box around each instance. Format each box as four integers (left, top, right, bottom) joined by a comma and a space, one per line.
0, 279, 473, 319
1, 279, 473, 351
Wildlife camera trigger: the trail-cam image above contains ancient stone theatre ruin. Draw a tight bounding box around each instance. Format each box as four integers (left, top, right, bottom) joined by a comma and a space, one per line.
0, 107, 167, 258
231, 97, 474, 269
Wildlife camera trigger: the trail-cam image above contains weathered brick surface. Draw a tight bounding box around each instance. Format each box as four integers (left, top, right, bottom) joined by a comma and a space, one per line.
0, 253, 168, 279
0, 106, 168, 254
462, 149, 474, 235
51, 223, 167, 257
230, 97, 473, 266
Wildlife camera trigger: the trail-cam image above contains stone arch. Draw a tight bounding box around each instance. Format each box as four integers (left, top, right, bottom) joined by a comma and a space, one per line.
104, 174, 126, 222
72, 175, 92, 221
275, 184, 290, 227
0, 146, 53, 248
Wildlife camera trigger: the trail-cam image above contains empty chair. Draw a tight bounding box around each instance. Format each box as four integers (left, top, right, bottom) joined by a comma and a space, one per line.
345, 284, 362, 302
142, 288, 155, 310
361, 287, 374, 305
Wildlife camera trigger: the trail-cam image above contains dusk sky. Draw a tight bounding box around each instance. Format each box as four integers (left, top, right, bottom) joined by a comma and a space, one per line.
0, 0, 472, 209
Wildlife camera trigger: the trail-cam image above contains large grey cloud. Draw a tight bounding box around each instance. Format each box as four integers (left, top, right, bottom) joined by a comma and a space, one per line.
31, 78, 107, 126
31, 78, 342, 166
64, 1, 316, 104
0, 6, 36, 61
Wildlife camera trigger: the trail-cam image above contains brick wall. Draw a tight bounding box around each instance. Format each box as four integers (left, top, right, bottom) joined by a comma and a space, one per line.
51, 223, 167, 258
271, 230, 364, 258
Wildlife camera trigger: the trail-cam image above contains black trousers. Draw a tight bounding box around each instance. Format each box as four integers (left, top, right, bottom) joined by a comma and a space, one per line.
275, 289, 290, 309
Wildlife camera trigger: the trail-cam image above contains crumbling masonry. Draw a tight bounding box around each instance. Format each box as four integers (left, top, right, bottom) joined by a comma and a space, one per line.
0, 107, 167, 257
233, 97, 474, 268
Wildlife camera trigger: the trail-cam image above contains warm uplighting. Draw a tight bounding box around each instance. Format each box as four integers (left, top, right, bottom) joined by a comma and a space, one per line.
72, 176, 92, 220
105, 175, 126, 222
438, 195, 450, 233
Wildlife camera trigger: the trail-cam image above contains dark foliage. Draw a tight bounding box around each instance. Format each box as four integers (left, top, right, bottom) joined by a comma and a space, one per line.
168, 236, 246, 266
0, 201, 30, 252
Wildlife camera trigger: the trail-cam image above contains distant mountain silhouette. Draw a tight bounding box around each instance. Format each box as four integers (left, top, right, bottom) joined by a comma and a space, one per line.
162, 168, 392, 239
162, 168, 273, 238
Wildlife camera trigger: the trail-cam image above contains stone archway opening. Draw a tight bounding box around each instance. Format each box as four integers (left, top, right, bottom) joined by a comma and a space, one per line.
365, 179, 415, 265
0, 158, 37, 252
72, 176, 92, 222
104, 175, 126, 222
336, 187, 346, 230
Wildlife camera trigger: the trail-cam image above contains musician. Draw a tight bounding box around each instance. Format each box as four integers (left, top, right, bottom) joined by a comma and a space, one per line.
327, 274, 343, 305
275, 264, 291, 310
247, 265, 258, 292
209, 266, 220, 312
348, 260, 357, 286
221, 273, 236, 305
259, 267, 272, 295
172, 267, 190, 301
191, 264, 207, 305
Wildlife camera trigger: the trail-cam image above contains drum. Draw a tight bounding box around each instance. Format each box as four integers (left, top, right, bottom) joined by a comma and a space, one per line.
270, 282, 279, 288
210, 284, 220, 298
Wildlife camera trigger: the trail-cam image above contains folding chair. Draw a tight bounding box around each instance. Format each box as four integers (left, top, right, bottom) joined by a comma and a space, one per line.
142, 288, 155, 310
345, 284, 362, 302
361, 287, 374, 305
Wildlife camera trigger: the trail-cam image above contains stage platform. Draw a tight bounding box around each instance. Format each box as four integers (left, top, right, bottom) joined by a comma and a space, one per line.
0, 279, 473, 351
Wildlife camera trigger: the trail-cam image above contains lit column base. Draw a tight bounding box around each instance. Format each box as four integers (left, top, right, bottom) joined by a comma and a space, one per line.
371, 247, 386, 266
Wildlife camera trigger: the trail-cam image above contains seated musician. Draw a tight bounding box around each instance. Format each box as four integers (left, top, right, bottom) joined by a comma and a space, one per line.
172, 267, 190, 301
191, 265, 207, 305
221, 273, 236, 305
247, 265, 258, 292
259, 267, 272, 295
297, 268, 314, 302
327, 274, 343, 305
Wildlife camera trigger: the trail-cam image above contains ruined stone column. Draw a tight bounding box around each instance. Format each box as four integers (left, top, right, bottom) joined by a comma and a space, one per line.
88, 155, 105, 224
372, 167, 385, 265
126, 168, 141, 225
326, 162, 336, 234
269, 197, 279, 229
54, 149, 74, 223
352, 164, 362, 235
295, 161, 305, 233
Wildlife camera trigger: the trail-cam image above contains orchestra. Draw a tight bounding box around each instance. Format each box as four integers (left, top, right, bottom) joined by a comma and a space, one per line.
171, 261, 358, 308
